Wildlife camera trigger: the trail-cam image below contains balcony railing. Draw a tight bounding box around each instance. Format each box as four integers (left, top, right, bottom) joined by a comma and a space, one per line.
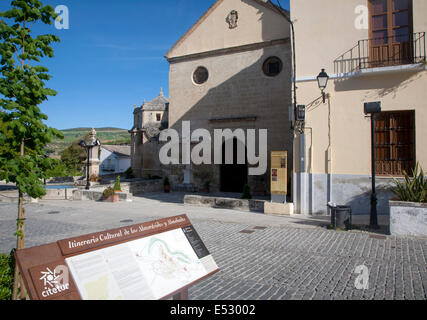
334, 32, 426, 75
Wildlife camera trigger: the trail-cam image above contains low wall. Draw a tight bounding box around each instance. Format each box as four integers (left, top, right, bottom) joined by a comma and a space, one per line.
184, 195, 265, 213
389, 201, 427, 237
123, 179, 163, 195
48, 176, 82, 183
43, 188, 77, 200
72, 190, 132, 202
72, 179, 163, 201
293, 172, 394, 215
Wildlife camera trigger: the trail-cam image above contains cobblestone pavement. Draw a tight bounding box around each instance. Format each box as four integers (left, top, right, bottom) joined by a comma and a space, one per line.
1, 195, 426, 300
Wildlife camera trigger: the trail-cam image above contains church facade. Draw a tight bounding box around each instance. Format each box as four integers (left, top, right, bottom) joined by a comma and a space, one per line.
131, 0, 294, 195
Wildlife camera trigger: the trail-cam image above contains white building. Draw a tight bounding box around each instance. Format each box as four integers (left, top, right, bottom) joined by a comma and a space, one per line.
99, 145, 131, 176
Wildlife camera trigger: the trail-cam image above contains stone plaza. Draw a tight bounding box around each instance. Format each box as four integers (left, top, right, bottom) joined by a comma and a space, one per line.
1, 193, 426, 300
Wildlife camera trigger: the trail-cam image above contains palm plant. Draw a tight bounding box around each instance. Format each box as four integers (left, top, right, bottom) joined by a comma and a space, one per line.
391, 162, 427, 203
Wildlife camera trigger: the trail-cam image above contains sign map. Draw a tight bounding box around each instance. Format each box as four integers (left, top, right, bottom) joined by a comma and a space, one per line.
15, 215, 219, 300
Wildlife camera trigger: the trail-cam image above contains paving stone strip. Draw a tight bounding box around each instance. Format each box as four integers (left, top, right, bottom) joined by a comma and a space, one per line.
0, 200, 426, 300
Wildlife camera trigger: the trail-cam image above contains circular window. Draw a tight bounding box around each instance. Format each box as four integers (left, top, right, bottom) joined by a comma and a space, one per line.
262, 56, 283, 77
193, 66, 209, 85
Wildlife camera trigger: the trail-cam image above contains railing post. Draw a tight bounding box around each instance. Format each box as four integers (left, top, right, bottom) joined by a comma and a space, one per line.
424, 32, 426, 61
414, 32, 417, 63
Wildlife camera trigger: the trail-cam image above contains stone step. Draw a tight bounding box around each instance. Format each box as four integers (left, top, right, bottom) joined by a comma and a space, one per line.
184, 194, 265, 213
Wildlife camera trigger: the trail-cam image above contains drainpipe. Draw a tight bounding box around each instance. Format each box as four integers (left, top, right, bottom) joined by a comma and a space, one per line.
305, 127, 314, 215
272, 1, 297, 131
272, 1, 298, 207
326, 94, 333, 214
298, 132, 309, 214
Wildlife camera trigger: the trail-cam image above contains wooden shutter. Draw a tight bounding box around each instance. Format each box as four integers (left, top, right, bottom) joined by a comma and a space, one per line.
375, 111, 415, 175
369, 0, 413, 67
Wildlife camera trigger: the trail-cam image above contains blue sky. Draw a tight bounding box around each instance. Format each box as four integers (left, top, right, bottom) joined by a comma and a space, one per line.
0, 0, 290, 130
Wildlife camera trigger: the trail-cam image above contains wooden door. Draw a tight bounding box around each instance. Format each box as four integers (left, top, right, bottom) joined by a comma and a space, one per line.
369, 0, 413, 67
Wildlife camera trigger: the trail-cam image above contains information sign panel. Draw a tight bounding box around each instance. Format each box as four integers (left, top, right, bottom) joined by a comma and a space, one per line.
270, 151, 287, 195
15, 215, 219, 300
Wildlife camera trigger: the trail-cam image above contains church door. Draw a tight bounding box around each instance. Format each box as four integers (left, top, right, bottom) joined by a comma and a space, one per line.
220, 138, 248, 193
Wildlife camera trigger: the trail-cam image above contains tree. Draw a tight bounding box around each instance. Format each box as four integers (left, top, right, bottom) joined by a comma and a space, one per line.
60, 137, 88, 175
0, 0, 62, 299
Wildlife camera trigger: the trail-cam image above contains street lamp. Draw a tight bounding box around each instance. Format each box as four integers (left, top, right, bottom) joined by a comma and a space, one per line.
79, 138, 100, 190
364, 101, 381, 230
317, 68, 329, 103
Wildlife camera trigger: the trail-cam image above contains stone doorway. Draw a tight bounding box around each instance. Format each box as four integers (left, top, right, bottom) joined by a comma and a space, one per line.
220, 138, 248, 193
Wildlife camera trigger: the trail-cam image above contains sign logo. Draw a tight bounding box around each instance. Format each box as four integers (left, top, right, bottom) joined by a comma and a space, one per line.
40, 267, 60, 287
39, 265, 70, 298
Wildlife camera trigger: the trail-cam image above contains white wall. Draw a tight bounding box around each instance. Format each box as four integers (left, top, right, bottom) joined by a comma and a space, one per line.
99, 148, 131, 175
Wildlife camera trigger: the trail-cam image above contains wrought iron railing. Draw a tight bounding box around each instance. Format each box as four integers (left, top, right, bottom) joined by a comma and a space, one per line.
334, 32, 426, 75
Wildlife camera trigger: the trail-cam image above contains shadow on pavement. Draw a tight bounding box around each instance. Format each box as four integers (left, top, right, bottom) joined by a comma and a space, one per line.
133, 192, 187, 204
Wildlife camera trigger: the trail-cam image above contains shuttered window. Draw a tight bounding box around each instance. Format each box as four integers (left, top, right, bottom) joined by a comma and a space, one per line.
369, 0, 413, 66
375, 110, 415, 175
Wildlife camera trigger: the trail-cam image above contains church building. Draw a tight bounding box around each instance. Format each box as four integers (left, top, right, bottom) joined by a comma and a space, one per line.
131, 0, 294, 195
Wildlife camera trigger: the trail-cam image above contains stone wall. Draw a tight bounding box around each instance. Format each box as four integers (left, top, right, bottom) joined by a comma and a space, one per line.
91, 179, 164, 196
43, 188, 77, 200
164, 43, 293, 194
293, 172, 395, 216
72, 190, 132, 202
389, 201, 427, 237
184, 194, 265, 213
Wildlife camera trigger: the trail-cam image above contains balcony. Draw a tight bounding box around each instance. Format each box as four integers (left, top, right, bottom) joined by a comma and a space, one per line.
334, 32, 426, 75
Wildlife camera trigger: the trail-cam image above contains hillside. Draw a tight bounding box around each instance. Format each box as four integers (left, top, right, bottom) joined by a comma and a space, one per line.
47, 127, 131, 155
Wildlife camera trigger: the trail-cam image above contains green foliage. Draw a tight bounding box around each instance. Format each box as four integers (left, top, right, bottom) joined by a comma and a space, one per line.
49, 128, 130, 155
124, 166, 134, 179
204, 180, 210, 191
102, 186, 115, 198
0, 117, 16, 170
60, 142, 85, 175
113, 176, 121, 191
45, 160, 81, 178
163, 177, 170, 186
241, 184, 252, 199
0, 249, 15, 300
391, 162, 427, 203
0, 0, 63, 199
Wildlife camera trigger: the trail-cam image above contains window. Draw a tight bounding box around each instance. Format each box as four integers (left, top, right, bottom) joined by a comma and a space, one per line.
156, 113, 161, 121
369, 0, 413, 66
375, 110, 415, 175
262, 57, 283, 77
193, 66, 209, 84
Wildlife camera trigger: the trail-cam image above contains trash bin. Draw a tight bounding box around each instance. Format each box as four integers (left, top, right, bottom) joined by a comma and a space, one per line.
329, 205, 352, 230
